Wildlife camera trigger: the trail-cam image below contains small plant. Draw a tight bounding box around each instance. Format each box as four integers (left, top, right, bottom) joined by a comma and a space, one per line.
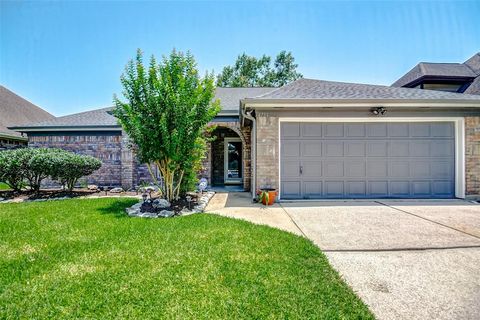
258, 190, 270, 206
257, 188, 277, 206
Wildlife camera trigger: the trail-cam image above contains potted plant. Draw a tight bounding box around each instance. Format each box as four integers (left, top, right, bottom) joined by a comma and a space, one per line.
257, 188, 277, 206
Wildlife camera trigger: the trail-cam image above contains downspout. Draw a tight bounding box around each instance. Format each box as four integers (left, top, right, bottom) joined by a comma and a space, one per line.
241, 104, 257, 201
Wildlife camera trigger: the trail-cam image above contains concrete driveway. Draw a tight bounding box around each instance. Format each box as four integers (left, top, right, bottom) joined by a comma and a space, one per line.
281, 199, 480, 320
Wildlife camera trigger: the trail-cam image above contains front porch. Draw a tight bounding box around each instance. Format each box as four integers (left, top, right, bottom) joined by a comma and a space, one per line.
200, 119, 251, 192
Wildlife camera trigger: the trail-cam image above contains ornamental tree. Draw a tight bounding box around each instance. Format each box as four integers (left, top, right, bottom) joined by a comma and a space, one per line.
113, 49, 220, 201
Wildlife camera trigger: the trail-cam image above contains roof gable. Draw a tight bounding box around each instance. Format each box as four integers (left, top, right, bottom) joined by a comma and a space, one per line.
0, 86, 54, 138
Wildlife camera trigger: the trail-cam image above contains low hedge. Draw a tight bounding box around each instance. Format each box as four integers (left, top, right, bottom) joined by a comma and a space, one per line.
0, 148, 101, 192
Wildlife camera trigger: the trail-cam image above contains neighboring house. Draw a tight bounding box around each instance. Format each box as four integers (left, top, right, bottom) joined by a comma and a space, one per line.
11, 77, 480, 200
0, 85, 54, 149
392, 52, 480, 94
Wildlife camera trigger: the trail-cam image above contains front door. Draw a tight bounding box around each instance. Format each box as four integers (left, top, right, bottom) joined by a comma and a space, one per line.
224, 138, 242, 184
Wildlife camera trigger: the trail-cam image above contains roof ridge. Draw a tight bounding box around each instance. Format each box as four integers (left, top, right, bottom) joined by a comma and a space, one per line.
252, 78, 305, 98
0, 85, 54, 117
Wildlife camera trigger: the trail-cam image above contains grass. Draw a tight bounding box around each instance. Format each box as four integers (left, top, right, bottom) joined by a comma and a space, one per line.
0, 198, 373, 319
0, 182, 10, 191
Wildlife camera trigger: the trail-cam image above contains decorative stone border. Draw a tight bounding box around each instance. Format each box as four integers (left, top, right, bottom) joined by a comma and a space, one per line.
126, 191, 215, 218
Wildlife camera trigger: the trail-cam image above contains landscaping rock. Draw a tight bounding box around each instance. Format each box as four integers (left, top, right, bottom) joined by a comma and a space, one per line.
0, 197, 4, 202
158, 210, 174, 218
109, 187, 124, 193
152, 198, 170, 209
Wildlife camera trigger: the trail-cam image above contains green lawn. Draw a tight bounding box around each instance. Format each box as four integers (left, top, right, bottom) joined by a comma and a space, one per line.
0, 182, 10, 190
0, 198, 373, 319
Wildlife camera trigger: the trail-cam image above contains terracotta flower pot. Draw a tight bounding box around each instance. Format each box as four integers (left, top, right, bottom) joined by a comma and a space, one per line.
258, 188, 277, 206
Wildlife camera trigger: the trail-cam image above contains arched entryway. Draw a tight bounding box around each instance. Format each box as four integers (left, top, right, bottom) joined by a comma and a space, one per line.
199, 123, 250, 191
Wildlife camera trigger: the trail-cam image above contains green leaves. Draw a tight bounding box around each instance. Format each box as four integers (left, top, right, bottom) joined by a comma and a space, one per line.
113, 49, 220, 200
0, 148, 101, 192
216, 51, 303, 87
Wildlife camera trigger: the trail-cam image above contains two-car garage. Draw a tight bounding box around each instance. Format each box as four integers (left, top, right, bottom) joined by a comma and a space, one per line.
280, 121, 458, 199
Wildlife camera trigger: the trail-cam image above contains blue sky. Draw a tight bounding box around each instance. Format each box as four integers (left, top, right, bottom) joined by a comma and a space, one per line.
1, 1, 479, 116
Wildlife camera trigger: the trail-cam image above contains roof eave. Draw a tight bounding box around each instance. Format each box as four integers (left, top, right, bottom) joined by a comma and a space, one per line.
241, 98, 480, 108
0, 132, 28, 141
8, 125, 122, 133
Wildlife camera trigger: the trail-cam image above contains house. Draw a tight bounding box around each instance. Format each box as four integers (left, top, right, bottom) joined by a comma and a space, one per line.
10, 65, 480, 200
0, 85, 54, 149
392, 52, 480, 94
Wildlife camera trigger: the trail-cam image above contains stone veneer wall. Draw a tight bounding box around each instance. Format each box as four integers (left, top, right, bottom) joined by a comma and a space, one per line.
466, 116, 480, 197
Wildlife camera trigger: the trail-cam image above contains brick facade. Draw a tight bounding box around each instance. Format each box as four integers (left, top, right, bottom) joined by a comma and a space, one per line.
466, 116, 480, 197
28, 132, 125, 187
255, 112, 279, 191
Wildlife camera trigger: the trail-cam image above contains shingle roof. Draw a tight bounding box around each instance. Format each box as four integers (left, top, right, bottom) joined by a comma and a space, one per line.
12, 107, 119, 128
392, 63, 477, 87
12, 87, 276, 130
464, 53, 480, 75
250, 78, 480, 101
0, 85, 54, 138
215, 87, 275, 114
465, 76, 480, 95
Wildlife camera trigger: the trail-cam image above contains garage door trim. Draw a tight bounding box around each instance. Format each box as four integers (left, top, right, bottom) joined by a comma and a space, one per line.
278, 117, 465, 200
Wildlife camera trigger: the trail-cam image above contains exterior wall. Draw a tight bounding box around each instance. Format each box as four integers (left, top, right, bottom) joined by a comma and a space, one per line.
466, 116, 480, 197
28, 132, 124, 187
255, 112, 279, 191
254, 109, 480, 199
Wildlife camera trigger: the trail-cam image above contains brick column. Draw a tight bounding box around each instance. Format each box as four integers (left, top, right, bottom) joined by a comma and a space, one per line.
255, 112, 279, 191
120, 132, 135, 189
466, 117, 480, 197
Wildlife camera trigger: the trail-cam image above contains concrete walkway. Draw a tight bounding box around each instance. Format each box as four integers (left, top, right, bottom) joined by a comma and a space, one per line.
206, 193, 480, 320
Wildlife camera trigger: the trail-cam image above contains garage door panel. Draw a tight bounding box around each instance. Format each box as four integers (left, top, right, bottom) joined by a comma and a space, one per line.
431, 141, 454, 157
302, 123, 323, 137
367, 123, 387, 137
411, 123, 431, 137
282, 161, 300, 178
367, 160, 388, 177
389, 141, 409, 157
282, 181, 301, 199
389, 181, 410, 197
282, 141, 300, 157
346, 181, 366, 197
412, 181, 431, 196
389, 162, 410, 177
346, 123, 366, 137
410, 141, 430, 157
324, 142, 344, 156
302, 161, 322, 177
280, 122, 455, 199
367, 141, 388, 156
324, 161, 344, 177
302, 141, 322, 156
325, 181, 344, 197
304, 182, 322, 198
324, 124, 344, 137
282, 123, 300, 137
345, 160, 366, 177
345, 142, 366, 156
368, 181, 389, 197
388, 123, 409, 137
411, 161, 431, 178
431, 123, 454, 137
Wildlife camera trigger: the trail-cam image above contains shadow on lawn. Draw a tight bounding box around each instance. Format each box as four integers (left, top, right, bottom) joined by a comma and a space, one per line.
97, 198, 138, 219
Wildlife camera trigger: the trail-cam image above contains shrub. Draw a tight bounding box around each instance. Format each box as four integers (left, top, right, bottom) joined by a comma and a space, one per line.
52, 153, 102, 191
0, 148, 102, 192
